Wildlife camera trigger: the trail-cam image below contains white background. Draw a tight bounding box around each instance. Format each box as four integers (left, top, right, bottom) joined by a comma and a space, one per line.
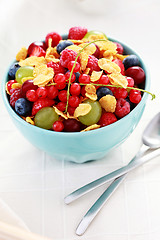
0, 0, 160, 239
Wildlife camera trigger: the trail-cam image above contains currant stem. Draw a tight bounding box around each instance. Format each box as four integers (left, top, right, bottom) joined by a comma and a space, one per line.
65, 39, 109, 113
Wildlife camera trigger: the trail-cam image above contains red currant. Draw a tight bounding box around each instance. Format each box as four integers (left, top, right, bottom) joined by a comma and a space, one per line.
70, 83, 81, 95
81, 85, 86, 97
112, 59, 125, 75
21, 80, 38, 97
113, 42, 123, 54
129, 89, 142, 104
54, 73, 66, 90
58, 90, 67, 102
114, 88, 128, 99
98, 75, 109, 86
67, 106, 76, 116
46, 85, 58, 99
53, 121, 64, 132
69, 95, 80, 108
65, 71, 76, 83
126, 77, 134, 87
45, 32, 62, 48
67, 61, 80, 72
26, 89, 38, 102
79, 74, 90, 84
7, 80, 17, 94
36, 87, 48, 98
56, 102, 66, 112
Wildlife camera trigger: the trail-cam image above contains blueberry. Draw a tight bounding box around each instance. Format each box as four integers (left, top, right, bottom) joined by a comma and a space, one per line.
56, 40, 74, 54
96, 87, 113, 100
75, 72, 80, 82
15, 98, 32, 116
123, 55, 140, 70
8, 62, 20, 80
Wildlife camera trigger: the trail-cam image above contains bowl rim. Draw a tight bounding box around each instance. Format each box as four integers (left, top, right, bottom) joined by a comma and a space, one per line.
1, 37, 150, 137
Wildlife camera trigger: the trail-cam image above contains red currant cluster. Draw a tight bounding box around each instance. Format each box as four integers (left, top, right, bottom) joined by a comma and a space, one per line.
6, 26, 147, 132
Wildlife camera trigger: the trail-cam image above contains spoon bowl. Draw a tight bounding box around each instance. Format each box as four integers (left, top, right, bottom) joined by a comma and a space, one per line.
142, 112, 160, 148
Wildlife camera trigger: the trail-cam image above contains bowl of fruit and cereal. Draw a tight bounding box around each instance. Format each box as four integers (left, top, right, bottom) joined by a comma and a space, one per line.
1, 26, 152, 163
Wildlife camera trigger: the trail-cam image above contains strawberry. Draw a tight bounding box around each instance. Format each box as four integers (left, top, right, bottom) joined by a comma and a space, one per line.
29, 46, 46, 57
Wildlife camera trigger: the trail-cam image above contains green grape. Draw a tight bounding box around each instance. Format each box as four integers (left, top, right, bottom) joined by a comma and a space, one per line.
34, 107, 59, 130
15, 66, 34, 84
79, 100, 102, 126
83, 30, 107, 39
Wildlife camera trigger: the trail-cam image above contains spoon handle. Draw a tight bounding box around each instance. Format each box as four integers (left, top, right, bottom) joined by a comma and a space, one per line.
76, 147, 160, 235
76, 175, 125, 236
64, 147, 160, 204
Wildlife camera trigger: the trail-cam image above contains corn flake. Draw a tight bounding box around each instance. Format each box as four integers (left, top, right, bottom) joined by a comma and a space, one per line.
78, 43, 96, 55
68, 39, 84, 45
90, 70, 103, 82
81, 124, 101, 132
97, 40, 117, 52
19, 56, 46, 67
99, 95, 117, 113
66, 44, 82, 53
80, 52, 89, 71
108, 73, 128, 88
11, 83, 22, 89
16, 47, 28, 61
114, 54, 129, 61
33, 65, 54, 87
85, 84, 97, 101
83, 68, 90, 74
74, 103, 91, 118
53, 107, 68, 119
98, 58, 121, 73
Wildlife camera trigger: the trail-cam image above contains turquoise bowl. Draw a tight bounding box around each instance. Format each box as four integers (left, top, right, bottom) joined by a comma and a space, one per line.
1, 38, 150, 163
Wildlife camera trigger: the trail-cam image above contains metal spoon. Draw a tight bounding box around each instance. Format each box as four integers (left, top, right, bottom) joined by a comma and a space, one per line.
65, 112, 160, 205
75, 112, 160, 235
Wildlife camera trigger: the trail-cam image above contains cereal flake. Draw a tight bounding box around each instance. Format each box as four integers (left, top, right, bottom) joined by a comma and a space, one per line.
99, 95, 117, 113
74, 103, 91, 118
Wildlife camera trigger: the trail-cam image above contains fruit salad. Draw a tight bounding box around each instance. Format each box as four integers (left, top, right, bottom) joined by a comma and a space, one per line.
5, 26, 148, 132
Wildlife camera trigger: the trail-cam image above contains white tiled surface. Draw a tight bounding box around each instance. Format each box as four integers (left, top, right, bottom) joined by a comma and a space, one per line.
0, 0, 160, 239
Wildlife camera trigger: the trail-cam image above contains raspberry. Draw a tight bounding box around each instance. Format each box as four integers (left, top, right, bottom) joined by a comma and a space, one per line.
45, 32, 62, 47
10, 89, 22, 108
99, 112, 117, 127
87, 55, 100, 73
60, 49, 79, 68
115, 98, 130, 118
32, 98, 55, 115
47, 61, 65, 75
68, 26, 88, 40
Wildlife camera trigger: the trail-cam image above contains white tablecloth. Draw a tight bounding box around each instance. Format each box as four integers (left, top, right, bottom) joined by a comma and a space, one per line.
0, 0, 160, 239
